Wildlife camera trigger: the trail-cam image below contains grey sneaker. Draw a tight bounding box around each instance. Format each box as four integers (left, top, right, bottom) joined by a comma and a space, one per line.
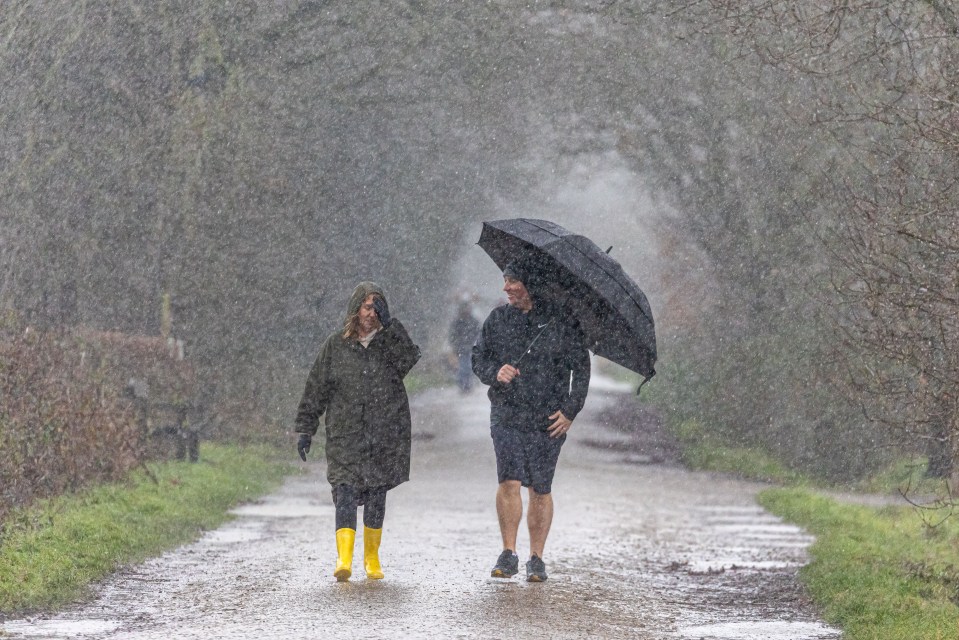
526, 554, 548, 582
491, 549, 519, 578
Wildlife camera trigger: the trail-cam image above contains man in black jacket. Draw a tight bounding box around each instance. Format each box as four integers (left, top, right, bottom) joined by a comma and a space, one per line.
471, 260, 590, 582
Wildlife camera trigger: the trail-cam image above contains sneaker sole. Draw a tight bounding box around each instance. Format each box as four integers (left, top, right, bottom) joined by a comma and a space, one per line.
490, 569, 517, 578
526, 574, 547, 582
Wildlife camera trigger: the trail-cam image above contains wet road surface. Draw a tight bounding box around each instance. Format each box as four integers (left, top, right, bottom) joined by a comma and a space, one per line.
3, 377, 840, 639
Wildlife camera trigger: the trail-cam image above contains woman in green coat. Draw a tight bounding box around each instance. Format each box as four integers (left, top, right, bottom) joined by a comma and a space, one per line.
294, 282, 421, 581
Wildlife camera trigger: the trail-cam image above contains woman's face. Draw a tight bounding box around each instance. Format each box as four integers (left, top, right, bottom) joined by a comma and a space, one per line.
357, 294, 381, 335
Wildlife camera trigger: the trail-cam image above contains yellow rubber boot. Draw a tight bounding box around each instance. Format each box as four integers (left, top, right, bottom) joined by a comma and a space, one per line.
334, 528, 355, 582
364, 527, 384, 580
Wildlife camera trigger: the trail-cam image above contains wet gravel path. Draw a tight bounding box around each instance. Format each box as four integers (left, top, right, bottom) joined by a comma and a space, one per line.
2, 379, 840, 639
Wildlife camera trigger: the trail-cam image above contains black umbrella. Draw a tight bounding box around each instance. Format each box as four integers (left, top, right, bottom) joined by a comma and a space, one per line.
477, 218, 657, 384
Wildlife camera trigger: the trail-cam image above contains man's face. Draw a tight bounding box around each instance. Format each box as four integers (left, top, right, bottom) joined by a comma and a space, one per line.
358, 294, 381, 334
503, 276, 532, 311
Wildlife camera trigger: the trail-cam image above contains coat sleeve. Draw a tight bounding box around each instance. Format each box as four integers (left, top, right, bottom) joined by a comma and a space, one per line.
377, 319, 421, 378
471, 313, 502, 386
561, 332, 591, 421
294, 336, 335, 436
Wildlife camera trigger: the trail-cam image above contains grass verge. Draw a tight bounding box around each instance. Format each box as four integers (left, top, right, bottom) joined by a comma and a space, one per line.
674, 419, 808, 485
0, 444, 295, 615
760, 487, 959, 640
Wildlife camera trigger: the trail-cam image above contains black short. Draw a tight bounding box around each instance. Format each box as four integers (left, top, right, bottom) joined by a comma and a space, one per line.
490, 421, 566, 494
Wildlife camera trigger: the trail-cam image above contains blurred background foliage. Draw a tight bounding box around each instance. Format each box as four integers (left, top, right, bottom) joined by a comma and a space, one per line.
1, 1, 956, 499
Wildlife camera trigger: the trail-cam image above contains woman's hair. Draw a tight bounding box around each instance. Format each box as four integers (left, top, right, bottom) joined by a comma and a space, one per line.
341, 310, 361, 340
342, 292, 383, 340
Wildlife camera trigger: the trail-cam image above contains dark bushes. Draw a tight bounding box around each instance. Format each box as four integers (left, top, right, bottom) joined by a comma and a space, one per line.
0, 313, 195, 525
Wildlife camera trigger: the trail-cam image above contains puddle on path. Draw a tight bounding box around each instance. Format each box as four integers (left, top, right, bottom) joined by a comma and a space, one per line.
2, 619, 121, 637
228, 501, 329, 518
678, 620, 841, 639
685, 558, 802, 572
203, 526, 264, 545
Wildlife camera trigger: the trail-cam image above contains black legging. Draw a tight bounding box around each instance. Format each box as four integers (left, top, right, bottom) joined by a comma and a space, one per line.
333, 485, 387, 530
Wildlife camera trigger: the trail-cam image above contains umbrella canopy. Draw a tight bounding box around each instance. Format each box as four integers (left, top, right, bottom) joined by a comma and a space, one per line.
478, 218, 657, 381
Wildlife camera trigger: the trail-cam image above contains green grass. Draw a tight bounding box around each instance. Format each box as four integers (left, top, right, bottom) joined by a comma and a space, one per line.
674, 419, 808, 485
760, 487, 959, 640
854, 457, 950, 497
0, 444, 295, 614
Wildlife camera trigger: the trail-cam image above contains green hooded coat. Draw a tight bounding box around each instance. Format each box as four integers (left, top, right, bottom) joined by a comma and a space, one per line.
294, 282, 421, 490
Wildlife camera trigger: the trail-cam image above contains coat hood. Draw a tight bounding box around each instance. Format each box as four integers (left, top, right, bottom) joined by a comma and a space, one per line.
503, 258, 547, 305
346, 281, 386, 320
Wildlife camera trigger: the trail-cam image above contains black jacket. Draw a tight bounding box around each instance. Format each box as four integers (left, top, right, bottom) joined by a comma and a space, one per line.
472, 302, 590, 431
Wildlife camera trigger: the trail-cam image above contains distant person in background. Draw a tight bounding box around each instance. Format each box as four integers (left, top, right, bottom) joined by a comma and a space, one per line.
471, 260, 590, 582
448, 297, 480, 393
294, 282, 421, 581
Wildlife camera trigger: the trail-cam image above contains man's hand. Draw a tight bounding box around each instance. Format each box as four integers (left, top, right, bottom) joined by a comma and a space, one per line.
297, 433, 312, 461
372, 297, 392, 328
496, 364, 520, 384
547, 410, 572, 438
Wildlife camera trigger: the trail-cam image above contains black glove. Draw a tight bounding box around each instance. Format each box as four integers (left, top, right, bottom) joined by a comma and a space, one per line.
372, 297, 392, 328
297, 433, 312, 461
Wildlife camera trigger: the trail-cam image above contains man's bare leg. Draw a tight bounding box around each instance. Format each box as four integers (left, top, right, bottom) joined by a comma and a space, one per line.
496, 480, 522, 551
527, 489, 553, 559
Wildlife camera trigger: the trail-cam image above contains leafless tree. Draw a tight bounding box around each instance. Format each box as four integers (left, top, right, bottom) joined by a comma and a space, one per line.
684, 0, 959, 484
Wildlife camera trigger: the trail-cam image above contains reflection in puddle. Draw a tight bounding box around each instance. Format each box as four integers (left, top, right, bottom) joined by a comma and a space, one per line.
229, 501, 329, 518
709, 523, 808, 535
203, 525, 264, 544
685, 559, 802, 573
2, 619, 121, 637
680, 620, 841, 639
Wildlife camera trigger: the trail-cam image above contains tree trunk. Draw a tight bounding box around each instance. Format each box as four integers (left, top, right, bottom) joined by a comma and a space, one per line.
926, 418, 953, 478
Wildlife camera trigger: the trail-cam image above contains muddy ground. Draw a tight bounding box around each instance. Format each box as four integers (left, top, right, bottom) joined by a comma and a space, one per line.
2, 375, 841, 639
